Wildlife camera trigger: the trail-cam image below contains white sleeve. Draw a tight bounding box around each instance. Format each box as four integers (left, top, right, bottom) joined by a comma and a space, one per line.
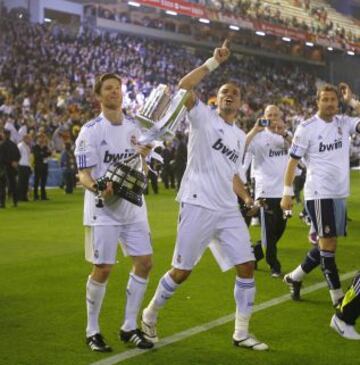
342, 115, 360, 135
74, 126, 98, 169
187, 99, 215, 130
289, 124, 309, 159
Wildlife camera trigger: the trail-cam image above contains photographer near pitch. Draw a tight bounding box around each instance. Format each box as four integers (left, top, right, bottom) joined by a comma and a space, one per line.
245, 105, 293, 277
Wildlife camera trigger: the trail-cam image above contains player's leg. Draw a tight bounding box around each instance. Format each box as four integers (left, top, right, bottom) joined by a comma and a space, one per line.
284, 199, 322, 300
85, 225, 119, 352
217, 211, 268, 350
331, 272, 360, 340
118, 221, 154, 348
317, 199, 346, 306
142, 203, 215, 342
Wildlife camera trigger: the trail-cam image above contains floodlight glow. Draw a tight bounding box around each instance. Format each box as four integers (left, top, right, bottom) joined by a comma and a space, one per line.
199, 18, 210, 24
165, 10, 177, 16
347, 50, 355, 56
282, 37, 291, 42
255, 31, 266, 36
128, 1, 140, 7
327, 47, 334, 51
305, 42, 314, 47
44, 17, 52, 22
229, 25, 240, 31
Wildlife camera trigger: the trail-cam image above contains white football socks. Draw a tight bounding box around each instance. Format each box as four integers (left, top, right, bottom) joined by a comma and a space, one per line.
234, 277, 256, 340
86, 276, 107, 337
143, 271, 179, 324
121, 272, 149, 332
290, 265, 306, 282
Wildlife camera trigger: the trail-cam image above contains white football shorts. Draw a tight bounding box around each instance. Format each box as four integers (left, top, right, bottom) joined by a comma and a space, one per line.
171, 203, 255, 270
84, 221, 152, 264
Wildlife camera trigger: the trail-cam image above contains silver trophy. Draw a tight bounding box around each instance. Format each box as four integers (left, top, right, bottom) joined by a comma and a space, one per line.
136, 84, 189, 144
95, 85, 189, 207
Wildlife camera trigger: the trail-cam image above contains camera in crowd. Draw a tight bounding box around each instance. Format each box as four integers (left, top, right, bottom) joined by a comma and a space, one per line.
257, 118, 270, 127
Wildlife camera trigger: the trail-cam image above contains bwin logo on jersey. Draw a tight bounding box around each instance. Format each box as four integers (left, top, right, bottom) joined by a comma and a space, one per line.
319, 139, 342, 153
269, 148, 287, 157
212, 138, 239, 163
103, 150, 134, 163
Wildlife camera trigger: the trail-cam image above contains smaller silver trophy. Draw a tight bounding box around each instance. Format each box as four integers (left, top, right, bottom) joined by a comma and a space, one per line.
95, 85, 189, 207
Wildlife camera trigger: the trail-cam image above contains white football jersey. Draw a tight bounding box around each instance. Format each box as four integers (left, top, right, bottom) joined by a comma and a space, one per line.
176, 100, 246, 211
75, 113, 148, 226
290, 114, 360, 200
247, 129, 290, 199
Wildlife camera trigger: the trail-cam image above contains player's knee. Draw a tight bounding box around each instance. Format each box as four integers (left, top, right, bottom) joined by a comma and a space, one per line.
319, 237, 337, 252
235, 261, 255, 278
92, 264, 113, 282
133, 256, 153, 277
169, 268, 191, 284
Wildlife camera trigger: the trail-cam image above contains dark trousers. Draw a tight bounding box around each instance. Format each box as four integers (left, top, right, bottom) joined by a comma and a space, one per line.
261, 198, 287, 273
6, 167, 18, 206
175, 165, 186, 190
144, 170, 158, 194
161, 166, 175, 189
63, 169, 76, 194
18, 165, 32, 201
34, 164, 48, 199
0, 173, 6, 207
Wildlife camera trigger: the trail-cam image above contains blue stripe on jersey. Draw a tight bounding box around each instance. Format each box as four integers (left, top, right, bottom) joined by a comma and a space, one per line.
85, 116, 103, 128
77, 154, 87, 169
302, 116, 317, 127
289, 145, 302, 159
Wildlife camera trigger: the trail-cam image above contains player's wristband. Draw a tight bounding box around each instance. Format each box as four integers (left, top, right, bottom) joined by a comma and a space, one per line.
283, 186, 294, 196
204, 57, 220, 72
349, 98, 360, 109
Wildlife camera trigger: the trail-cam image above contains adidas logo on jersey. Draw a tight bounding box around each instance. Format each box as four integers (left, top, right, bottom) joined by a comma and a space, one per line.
269, 148, 287, 157
212, 138, 239, 163
103, 150, 134, 163
319, 139, 342, 152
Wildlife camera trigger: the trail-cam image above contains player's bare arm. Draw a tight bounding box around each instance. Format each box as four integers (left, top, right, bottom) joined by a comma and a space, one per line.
280, 157, 298, 211
233, 174, 253, 205
178, 39, 230, 110
339, 82, 360, 132
245, 120, 265, 147
78, 168, 113, 198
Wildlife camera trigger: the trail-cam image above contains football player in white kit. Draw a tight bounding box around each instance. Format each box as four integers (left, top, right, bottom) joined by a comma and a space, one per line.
281, 83, 360, 307
245, 105, 292, 278
141, 41, 268, 351
75, 73, 154, 352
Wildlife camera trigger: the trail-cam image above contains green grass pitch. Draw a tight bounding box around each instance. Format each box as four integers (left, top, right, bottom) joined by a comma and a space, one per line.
1, 172, 359, 365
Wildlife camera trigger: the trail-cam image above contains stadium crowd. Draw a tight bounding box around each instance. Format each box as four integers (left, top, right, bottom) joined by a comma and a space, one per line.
0, 8, 359, 206
89, 0, 360, 44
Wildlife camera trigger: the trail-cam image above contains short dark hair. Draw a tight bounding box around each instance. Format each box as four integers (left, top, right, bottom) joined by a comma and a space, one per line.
94, 73, 122, 96
316, 84, 339, 100
218, 81, 242, 98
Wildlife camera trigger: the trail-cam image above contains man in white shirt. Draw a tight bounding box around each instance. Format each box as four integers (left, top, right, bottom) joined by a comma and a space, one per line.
141, 41, 268, 351
17, 134, 32, 201
245, 105, 292, 277
281, 84, 360, 311
75, 73, 154, 352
